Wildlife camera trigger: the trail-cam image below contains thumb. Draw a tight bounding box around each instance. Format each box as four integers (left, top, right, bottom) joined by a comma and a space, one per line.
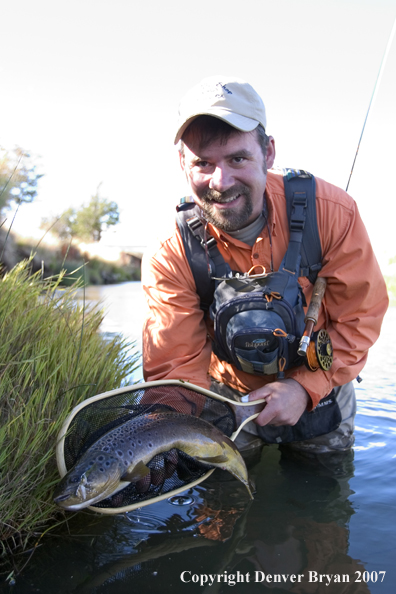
241, 386, 272, 403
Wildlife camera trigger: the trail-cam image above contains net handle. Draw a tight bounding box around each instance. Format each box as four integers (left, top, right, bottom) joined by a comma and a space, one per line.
231, 413, 260, 440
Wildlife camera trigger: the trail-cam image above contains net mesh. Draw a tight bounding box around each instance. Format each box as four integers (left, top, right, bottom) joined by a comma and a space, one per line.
63, 384, 236, 509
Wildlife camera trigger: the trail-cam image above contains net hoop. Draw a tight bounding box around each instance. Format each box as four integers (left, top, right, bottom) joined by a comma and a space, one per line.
56, 379, 264, 514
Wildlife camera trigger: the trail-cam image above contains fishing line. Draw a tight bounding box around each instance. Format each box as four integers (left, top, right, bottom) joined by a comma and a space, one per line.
346, 16, 396, 192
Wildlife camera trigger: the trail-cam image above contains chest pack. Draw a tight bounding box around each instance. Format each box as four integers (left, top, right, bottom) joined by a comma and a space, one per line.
176, 169, 323, 379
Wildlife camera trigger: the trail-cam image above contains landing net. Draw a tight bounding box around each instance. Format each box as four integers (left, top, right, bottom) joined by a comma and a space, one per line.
57, 381, 236, 513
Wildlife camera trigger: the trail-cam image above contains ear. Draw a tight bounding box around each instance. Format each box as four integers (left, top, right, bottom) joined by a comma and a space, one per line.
266, 136, 276, 169
179, 148, 185, 173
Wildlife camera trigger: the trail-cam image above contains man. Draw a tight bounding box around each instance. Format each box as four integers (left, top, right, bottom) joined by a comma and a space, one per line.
142, 76, 388, 454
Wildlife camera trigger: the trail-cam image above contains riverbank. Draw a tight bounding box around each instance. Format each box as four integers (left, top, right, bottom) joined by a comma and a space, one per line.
0, 261, 139, 574
0, 228, 141, 285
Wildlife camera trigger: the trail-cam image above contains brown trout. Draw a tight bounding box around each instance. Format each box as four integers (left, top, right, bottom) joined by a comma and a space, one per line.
54, 412, 253, 510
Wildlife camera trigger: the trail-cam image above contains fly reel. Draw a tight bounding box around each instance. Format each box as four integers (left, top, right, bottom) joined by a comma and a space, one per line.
297, 277, 333, 372
305, 329, 333, 371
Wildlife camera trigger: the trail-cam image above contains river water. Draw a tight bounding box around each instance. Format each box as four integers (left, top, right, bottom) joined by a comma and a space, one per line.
4, 283, 395, 594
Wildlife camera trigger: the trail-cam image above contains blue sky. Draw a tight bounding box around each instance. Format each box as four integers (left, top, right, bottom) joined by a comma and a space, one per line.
1, 0, 395, 269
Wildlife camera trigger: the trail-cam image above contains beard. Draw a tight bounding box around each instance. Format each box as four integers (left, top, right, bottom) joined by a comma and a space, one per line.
198, 184, 254, 232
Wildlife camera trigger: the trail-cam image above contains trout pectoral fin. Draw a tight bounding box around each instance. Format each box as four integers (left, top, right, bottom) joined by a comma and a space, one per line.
121, 461, 150, 483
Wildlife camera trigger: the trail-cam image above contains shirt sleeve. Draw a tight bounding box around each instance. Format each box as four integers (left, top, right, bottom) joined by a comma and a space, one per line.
142, 228, 213, 389
287, 185, 389, 409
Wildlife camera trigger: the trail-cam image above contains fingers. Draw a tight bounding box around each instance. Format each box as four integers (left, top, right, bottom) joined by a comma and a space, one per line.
243, 380, 310, 427
255, 398, 288, 427
245, 385, 272, 403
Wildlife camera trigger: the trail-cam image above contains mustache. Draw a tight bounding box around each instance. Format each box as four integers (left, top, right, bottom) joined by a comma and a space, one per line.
201, 184, 250, 203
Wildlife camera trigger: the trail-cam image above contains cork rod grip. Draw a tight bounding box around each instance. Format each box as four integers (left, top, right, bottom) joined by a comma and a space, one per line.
305, 277, 327, 324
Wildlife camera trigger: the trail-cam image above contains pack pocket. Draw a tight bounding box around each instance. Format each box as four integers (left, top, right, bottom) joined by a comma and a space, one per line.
234, 346, 279, 375
225, 312, 295, 377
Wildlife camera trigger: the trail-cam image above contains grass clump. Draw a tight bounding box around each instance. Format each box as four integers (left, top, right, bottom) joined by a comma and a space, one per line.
0, 260, 139, 567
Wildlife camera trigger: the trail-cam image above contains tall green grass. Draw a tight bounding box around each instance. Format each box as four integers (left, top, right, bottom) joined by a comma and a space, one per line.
0, 260, 139, 565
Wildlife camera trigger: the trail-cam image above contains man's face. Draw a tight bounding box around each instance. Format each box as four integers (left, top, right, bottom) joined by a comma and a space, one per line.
180, 129, 275, 232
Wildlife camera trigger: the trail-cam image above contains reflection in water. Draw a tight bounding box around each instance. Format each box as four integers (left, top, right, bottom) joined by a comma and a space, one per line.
7, 447, 372, 594
234, 448, 370, 594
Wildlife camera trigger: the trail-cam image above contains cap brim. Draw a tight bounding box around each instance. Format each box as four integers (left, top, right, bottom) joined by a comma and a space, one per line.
174, 109, 260, 144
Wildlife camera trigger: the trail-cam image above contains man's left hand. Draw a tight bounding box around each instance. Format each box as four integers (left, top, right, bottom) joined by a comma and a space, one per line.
247, 379, 310, 427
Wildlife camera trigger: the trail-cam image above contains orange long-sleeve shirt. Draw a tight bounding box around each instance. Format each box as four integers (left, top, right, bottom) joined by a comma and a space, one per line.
142, 169, 388, 409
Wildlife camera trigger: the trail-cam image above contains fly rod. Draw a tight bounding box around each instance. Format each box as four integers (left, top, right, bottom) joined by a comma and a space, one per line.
298, 14, 396, 368
346, 16, 396, 192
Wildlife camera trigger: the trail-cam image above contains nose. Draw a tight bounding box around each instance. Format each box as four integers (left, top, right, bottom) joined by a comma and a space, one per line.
208, 165, 234, 192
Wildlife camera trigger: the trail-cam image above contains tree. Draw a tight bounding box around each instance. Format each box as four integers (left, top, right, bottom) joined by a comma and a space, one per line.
42, 184, 120, 243
40, 208, 76, 242
0, 147, 43, 214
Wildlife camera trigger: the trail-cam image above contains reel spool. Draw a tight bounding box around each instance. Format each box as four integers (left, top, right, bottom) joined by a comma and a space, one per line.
305, 329, 333, 371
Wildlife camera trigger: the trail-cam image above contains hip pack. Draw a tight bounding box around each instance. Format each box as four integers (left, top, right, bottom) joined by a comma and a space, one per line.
176, 170, 323, 378
210, 269, 306, 378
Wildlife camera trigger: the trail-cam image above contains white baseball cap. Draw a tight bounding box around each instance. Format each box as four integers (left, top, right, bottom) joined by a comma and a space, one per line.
174, 76, 267, 144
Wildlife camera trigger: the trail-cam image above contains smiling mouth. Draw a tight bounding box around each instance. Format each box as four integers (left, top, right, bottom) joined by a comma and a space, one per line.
208, 193, 242, 205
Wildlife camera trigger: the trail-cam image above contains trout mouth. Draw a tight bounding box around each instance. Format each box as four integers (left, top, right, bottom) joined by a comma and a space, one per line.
53, 462, 127, 510
54, 480, 129, 510
53, 492, 72, 504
